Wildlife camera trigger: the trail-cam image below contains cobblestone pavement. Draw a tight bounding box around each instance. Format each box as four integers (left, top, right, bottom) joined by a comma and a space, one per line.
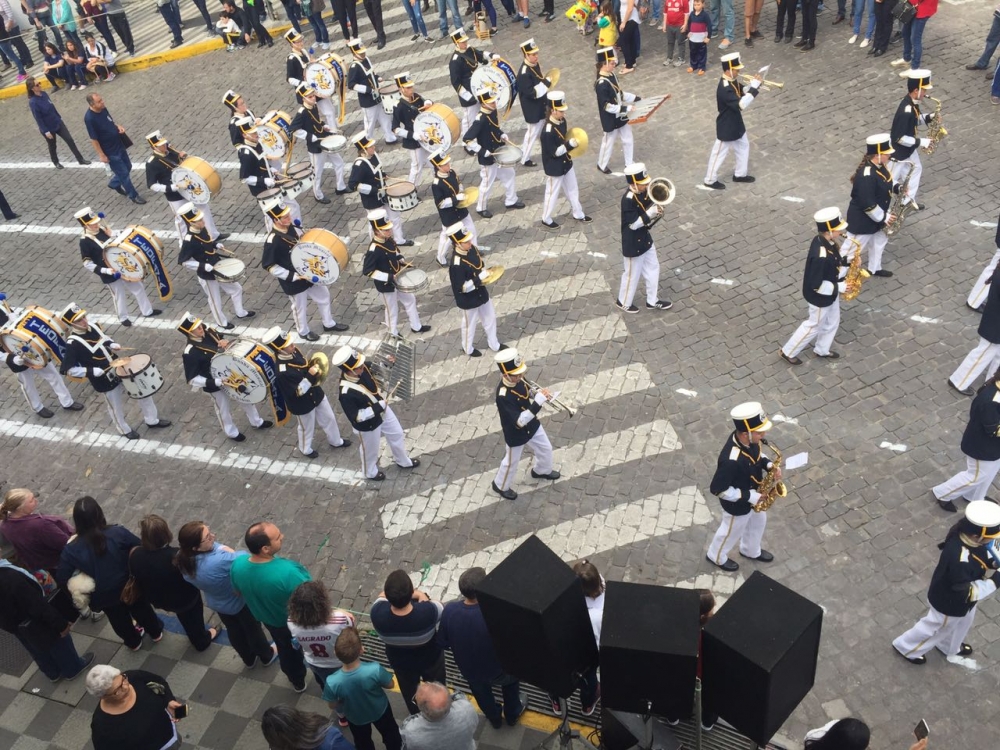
1, 0, 999, 748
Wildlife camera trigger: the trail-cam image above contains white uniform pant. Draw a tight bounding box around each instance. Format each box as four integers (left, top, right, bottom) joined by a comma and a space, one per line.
436, 215, 479, 265
261, 196, 302, 233
542, 169, 585, 223
845, 230, 889, 274
198, 277, 248, 328
104, 384, 159, 435
106, 279, 153, 322
461, 300, 500, 354
356, 406, 412, 478
598, 124, 634, 171
889, 152, 922, 204
477, 164, 518, 211
289, 285, 337, 336
968, 249, 1000, 309
209, 389, 264, 438
781, 300, 841, 358
310, 150, 347, 199
295, 395, 344, 455
407, 147, 430, 186
362, 104, 397, 143
461, 103, 478, 137
17, 361, 75, 412
316, 96, 340, 133
494, 425, 554, 491
382, 290, 421, 335
949, 337, 1000, 391
893, 605, 977, 659
365, 206, 407, 244
705, 133, 750, 183
520, 120, 544, 164
932, 455, 1000, 504
618, 247, 660, 308
706, 508, 767, 566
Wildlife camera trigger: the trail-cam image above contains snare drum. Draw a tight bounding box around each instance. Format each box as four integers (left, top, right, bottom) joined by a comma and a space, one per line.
386, 181, 418, 212
378, 84, 400, 116
292, 228, 350, 285
114, 353, 164, 400
394, 267, 428, 294
414, 103, 462, 153
471, 58, 518, 118
494, 144, 523, 167
104, 234, 149, 282
305, 53, 345, 99
214, 258, 247, 284
257, 187, 285, 213
258, 110, 293, 160
210, 339, 271, 404
171, 156, 222, 205
282, 161, 314, 200
320, 134, 347, 153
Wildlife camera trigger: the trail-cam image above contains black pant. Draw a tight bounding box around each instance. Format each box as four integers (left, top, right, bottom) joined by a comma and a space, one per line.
0, 187, 15, 219
109, 10, 135, 52
264, 622, 307, 686
872, 0, 896, 52
192, 0, 214, 28
242, 0, 273, 43
7, 26, 35, 66
776, 0, 796, 36
218, 605, 273, 666
392, 650, 447, 715
800, 0, 818, 43
619, 19, 640, 67
91, 15, 118, 51
173, 599, 213, 651
101, 599, 164, 648
45, 122, 87, 166
331, 0, 357, 39
363, 0, 386, 40
348, 703, 402, 750
543, 0, 553, 15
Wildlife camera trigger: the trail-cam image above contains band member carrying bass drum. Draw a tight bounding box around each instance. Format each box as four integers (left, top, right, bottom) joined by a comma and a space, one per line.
449, 27, 497, 138
540, 91, 591, 231
464, 91, 524, 220
235, 117, 303, 231
285, 29, 339, 132
391, 71, 433, 188
431, 150, 480, 266
346, 37, 398, 145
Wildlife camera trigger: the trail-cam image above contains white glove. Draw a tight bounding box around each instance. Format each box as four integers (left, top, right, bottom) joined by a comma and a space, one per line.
12, 355, 24, 366
109, 343, 122, 351
837, 281, 847, 294
568, 138, 578, 149
394, 127, 407, 137
748, 490, 762, 507
455, 192, 465, 202
150, 183, 167, 193
478, 269, 489, 281
205, 263, 214, 272
91, 367, 105, 377
483, 150, 492, 158
533, 392, 547, 405
100, 267, 116, 276
378, 399, 387, 409
920, 137, 931, 149
214, 377, 224, 387
749, 78, 762, 90
264, 177, 276, 188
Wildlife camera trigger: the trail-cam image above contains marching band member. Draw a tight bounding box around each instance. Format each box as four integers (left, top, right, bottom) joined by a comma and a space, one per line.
262, 204, 350, 343
705, 401, 777, 572
892, 500, 1000, 665
516, 38, 551, 168
235, 117, 302, 230
264, 327, 351, 458
617, 164, 672, 313
285, 29, 338, 131
431, 150, 479, 266
594, 47, 637, 175
948, 264, 1000, 398
464, 91, 524, 219
74, 207, 160, 327
844, 134, 899, 278
540, 91, 591, 230
779, 208, 849, 366
492, 348, 560, 501
290, 83, 350, 206
59, 303, 171, 439
346, 38, 397, 145
449, 27, 494, 137
889, 69, 936, 212
348, 133, 410, 245
0, 296, 83, 419
703, 52, 762, 190
223, 89, 257, 147
332, 345, 419, 480
967, 211, 1000, 313
447, 222, 505, 358
391, 71, 432, 187
178, 313, 272, 442
144, 131, 224, 243
363, 209, 431, 338
178, 202, 254, 330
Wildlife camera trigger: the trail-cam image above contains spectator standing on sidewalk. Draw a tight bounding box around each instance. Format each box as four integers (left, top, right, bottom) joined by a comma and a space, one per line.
25, 0, 65, 54
743, 0, 763, 46
52, 0, 81, 48
871, 0, 897, 57
775, 0, 796, 41
893, 0, 937, 72
191, 0, 217, 36
28, 76, 90, 166
84, 93, 146, 204
618, 0, 641, 73
0, 19, 28, 82
287, 581, 356, 689
967, 3, 1000, 71
401, 683, 479, 750
709, 0, 733, 48
96, 0, 134, 55
80, 0, 117, 52
155, 0, 183, 48
662, 0, 688, 66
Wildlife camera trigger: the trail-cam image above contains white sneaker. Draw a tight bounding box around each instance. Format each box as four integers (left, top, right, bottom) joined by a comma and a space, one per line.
848, 34, 857, 43
859, 37, 870, 48
718, 38, 731, 49
890, 57, 907, 66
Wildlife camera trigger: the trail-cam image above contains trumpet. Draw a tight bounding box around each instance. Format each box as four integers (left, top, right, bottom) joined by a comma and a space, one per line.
524, 378, 575, 418
739, 74, 785, 92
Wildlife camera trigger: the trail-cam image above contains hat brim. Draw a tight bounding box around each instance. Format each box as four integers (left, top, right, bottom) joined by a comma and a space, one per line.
750, 418, 772, 433
830, 219, 848, 231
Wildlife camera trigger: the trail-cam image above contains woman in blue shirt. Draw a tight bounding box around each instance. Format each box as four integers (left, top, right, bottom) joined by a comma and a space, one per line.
26, 76, 90, 168
41, 42, 66, 89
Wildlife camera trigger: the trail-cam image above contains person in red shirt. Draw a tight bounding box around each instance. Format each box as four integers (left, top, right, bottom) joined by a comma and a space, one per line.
661, 0, 689, 66
891, 0, 938, 71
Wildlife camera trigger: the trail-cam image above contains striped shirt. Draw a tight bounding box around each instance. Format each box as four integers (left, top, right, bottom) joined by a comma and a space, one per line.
370, 597, 445, 671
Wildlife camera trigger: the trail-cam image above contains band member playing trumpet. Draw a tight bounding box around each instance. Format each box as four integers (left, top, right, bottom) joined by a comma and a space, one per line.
492, 348, 560, 501
464, 91, 524, 219
290, 83, 350, 206
59, 303, 171, 439
178, 202, 255, 330
779, 208, 850, 366
431, 150, 479, 266
144, 131, 225, 244
235, 117, 303, 230
594, 47, 637, 175
617, 164, 672, 313
705, 402, 776, 572
74, 207, 160, 327
449, 27, 495, 136
178, 313, 272, 442
346, 38, 397, 145
332, 345, 419, 480
348, 133, 411, 245
845, 134, 899, 278
889, 69, 936, 212
264, 327, 351, 459
447, 223, 505, 358
363, 209, 431, 337
540, 91, 591, 231
703, 53, 762, 190
391, 71, 432, 187
285, 29, 338, 132
516, 38, 552, 168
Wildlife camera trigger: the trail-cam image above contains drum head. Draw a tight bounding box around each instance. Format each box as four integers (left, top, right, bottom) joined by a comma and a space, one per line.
287, 161, 313, 180
115, 352, 150, 376
257, 187, 284, 211
471, 58, 518, 116
214, 258, 246, 277
211, 348, 270, 404
494, 145, 523, 166
293, 230, 349, 285
414, 106, 460, 153
394, 267, 428, 293
1, 329, 47, 368
172, 166, 214, 205
386, 181, 416, 197
305, 55, 343, 98
258, 123, 290, 159
104, 243, 147, 282
320, 134, 347, 152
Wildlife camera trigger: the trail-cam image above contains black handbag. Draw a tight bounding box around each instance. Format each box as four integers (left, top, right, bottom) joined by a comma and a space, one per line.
120, 132, 134, 150
892, 0, 917, 25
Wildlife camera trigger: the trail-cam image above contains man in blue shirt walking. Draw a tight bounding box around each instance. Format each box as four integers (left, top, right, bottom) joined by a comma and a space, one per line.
84, 93, 146, 204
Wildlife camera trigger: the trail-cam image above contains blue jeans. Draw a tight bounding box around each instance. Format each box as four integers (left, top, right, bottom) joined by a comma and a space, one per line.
107, 150, 139, 199
305, 11, 329, 42
975, 11, 1000, 68
901, 16, 928, 68
158, 3, 183, 42
308, 662, 341, 689
851, 0, 875, 37
0, 40, 25, 74
468, 672, 523, 724
437, 0, 461, 36
16, 632, 86, 680
402, 0, 429, 36
992, 59, 1000, 97
710, 0, 735, 40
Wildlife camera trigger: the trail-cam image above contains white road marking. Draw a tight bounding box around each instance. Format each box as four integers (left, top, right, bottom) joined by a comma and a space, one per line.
772, 414, 799, 425
970, 220, 999, 229
675, 388, 698, 397
0, 222, 267, 245
879, 441, 907, 453
910, 315, 939, 324
540, 251, 559, 257
945, 654, 981, 671
781, 196, 805, 203
588, 251, 607, 259
710, 278, 734, 286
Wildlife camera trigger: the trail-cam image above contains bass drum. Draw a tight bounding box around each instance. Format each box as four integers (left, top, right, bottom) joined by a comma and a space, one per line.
471, 58, 518, 118
258, 109, 293, 160
414, 103, 461, 153
171, 156, 222, 205
292, 228, 350, 285
0, 306, 66, 369
210, 339, 270, 404
114, 353, 165, 400
104, 232, 150, 282
305, 53, 345, 99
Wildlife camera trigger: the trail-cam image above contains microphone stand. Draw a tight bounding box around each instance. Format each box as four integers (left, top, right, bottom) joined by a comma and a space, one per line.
536, 672, 593, 750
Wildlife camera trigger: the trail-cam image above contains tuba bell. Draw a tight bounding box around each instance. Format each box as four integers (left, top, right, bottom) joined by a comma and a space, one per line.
308, 351, 330, 385
648, 177, 676, 206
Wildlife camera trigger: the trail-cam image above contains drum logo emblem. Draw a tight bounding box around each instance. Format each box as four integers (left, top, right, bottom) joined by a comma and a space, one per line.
424, 122, 446, 146
179, 178, 205, 199
221, 368, 252, 396
305, 255, 330, 280
259, 130, 278, 149
116, 253, 142, 277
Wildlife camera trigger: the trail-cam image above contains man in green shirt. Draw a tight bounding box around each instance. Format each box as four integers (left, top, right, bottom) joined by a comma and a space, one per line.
230, 522, 309, 691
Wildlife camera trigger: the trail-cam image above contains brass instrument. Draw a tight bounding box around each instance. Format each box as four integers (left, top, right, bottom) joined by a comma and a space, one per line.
308, 351, 330, 384
648, 178, 676, 206
739, 74, 784, 92
567, 127, 589, 158
456, 186, 479, 209
524, 377, 575, 418
481, 265, 505, 285
925, 96, 947, 155
885, 166, 915, 238
547, 68, 561, 88
754, 438, 787, 512
840, 237, 869, 302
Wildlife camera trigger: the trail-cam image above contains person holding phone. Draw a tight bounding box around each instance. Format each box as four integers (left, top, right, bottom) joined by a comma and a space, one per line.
804, 717, 929, 750
86, 665, 185, 750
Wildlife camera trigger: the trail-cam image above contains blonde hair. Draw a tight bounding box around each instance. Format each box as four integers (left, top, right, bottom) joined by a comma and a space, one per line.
0, 489, 33, 521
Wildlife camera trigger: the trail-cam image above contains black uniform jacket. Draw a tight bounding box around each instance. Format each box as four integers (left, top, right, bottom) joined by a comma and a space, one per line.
276, 350, 325, 415
621, 190, 655, 258
179, 228, 224, 282
709, 431, 771, 516
262, 225, 312, 295
449, 247, 490, 310
392, 93, 427, 151
347, 57, 381, 109
496, 378, 541, 447
290, 105, 328, 155
338, 367, 385, 431
145, 149, 185, 202
362, 236, 406, 293
238, 141, 271, 197
228, 107, 256, 146
846, 162, 894, 236
595, 73, 629, 133
431, 169, 469, 226
801, 236, 844, 308
182, 333, 223, 394
61, 325, 120, 393
80, 229, 116, 285
889, 95, 929, 162
348, 155, 387, 210
286, 49, 309, 85
516, 61, 549, 124
715, 77, 756, 142
463, 108, 505, 166
978, 265, 1000, 344
450, 47, 489, 105
926, 533, 1000, 617
541, 117, 572, 177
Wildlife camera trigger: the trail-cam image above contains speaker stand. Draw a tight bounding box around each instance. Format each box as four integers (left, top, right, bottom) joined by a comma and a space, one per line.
535, 698, 593, 750
637, 702, 653, 750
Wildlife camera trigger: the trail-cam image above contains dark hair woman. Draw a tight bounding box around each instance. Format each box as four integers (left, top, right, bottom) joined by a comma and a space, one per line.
41, 41, 66, 89
62, 39, 87, 89
260, 704, 354, 750
26, 75, 90, 168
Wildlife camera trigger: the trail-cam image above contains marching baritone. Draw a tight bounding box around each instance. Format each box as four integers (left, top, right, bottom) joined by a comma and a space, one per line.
346, 38, 397, 144
447, 222, 504, 358
703, 52, 762, 190
449, 27, 495, 135
705, 401, 777, 572
779, 207, 850, 366
967, 209, 1000, 313
464, 90, 524, 219
948, 264, 1000, 397
540, 91, 592, 230
74, 207, 159, 327
617, 163, 672, 313
431, 150, 479, 266
59, 303, 171, 439
235, 116, 302, 230
178, 313, 273, 442
178, 202, 255, 330
391, 71, 432, 187
144, 131, 224, 243
264, 327, 351, 458
348, 133, 410, 245
290, 83, 349, 205
332, 345, 419, 481
844, 134, 900, 278
594, 46, 637, 175
285, 29, 338, 131
262, 204, 350, 342
492, 348, 560, 501
362, 209, 431, 337
892, 500, 1000, 665
516, 38, 551, 168
889, 69, 936, 212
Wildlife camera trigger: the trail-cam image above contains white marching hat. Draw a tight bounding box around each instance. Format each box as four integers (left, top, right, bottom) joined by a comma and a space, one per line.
731, 401, 771, 432
814, 207, 847, 233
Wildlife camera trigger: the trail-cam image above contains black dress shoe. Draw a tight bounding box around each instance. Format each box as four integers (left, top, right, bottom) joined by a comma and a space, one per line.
740, 549, 774, 562
948, 380, 975, 397
148, 419, 172, 428
704, 181, 726, 190
597, 165, 612, 175
784, 35, 793, 42
542, 220, 560, 230
37, 407, 54, 418
470, 348, 483, 357
816, 350, 840, 359
335, 188, 350, 195
232, 433, 247, 442
257, 420, 274, 429
221, 322, 235, 330
505, 200, 526, 209
370, 471, 386, 480
893, 647, 926, 665
377, 37, 386, 50
531, 469, 561, 480
304, 450, 319, 459
131, 196, 147, 205
412, 324, 431, 333
64, 402, 85, 411
324, 322, 349, 332
237, 311, 256, 319
774, 33, 783, 42
781, 350, 802, 366
732, 174, 755, 183
498, 343, 509, 350
316, 196, 331, 204
111, 185, 127, 196
55, 163, 65, 169
522, 159, 536, 167
477, 209, 494, 218
331, 438, 352, 448
125, 430, 140, 440
577, 215, 593, 223
832, 13, 844, 23
959, 643, 974, 656
707, 555, 739, 572
399, 458, 420, 469
873, 49, 885, 57
121, 319, 132, 327
965, 64, 987, 70
148, 309, 163, 316
937, 498, 958, 513
399, 239, 415, 247
491, 481, 517, 500
304, 332, 320, 342
871, 269, 893, 277
793, 39, 806, 47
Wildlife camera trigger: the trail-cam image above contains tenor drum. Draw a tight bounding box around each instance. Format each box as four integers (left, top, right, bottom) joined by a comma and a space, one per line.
320, 134, 347, 152
0, 305, 66, 369
171, 156, 222, 205
257, 187, 285, 213
394, 268, 428, 294
494, 144, 523, 166
214, 258, 247, 284
292, 228, 350, 285
210, 338, 270, 404
282, 161, 314, 200
258, 109, 293, 160
305, 53, 345, 99
114, 353, 164, 400
104, 233, 149, 282
379, 85, 400, 116
470, 58, 518, 117
414, 103, 461, 153
386, 181, 418, 212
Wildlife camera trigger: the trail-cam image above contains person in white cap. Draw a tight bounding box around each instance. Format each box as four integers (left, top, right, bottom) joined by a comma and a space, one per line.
332, 346, 419, 480
516, 38, 552, 167
948, 273, 1000, 398
285, 29, 339, 130
363, 209, 431, 337
844, 134, 900, 278
464, 91, 524, 219
346, 38, 397, 145
391, 72, 433, 187
594, 47, 638, 174
449, 28, 495, 136
348, 134, 410, 245
492, 349, 560, 501
705, 402, 777, 571
888, 69, 936, 212
447, 223, 505, 357
290, 83, 350, 205
892, 500, 1000, 665
430, 150, 479, 266
540, 91, 591, 230
779, 208, 850, 366
967, 211, 1000, 313
617, 163, 672, 313
703, 52, 762, 190
235, 117, 302, 231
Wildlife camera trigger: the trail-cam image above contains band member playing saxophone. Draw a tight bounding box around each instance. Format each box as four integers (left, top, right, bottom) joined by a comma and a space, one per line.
844, 134, 900, 279
889, 69, 936, 212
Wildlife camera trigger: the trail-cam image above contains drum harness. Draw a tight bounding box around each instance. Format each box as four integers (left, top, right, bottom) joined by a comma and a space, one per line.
68, 326, 120, 385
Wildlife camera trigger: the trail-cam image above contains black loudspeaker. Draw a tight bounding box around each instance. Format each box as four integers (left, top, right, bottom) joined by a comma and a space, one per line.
600, 705, 638, 750
600, 582, 701, 717
702, 571, 823, 746
477, 535, 598, 697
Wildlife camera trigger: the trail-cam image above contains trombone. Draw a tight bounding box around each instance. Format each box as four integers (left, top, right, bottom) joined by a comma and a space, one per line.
739, 74, 785, 92
524, 378, 576, 418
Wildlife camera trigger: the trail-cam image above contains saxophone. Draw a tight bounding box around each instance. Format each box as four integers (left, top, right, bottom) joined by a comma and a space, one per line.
754, 438, 788, 513
840, 237, 869, 302
924, 97, 947, 155
885, 167, 915, 238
